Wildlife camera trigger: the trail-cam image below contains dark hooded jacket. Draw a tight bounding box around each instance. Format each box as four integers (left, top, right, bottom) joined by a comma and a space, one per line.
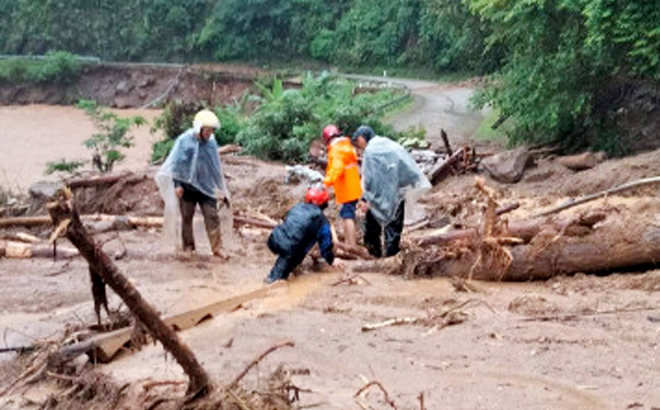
269, 202, 334, 265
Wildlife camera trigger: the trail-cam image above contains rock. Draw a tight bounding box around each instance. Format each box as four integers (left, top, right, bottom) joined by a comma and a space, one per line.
556, 151, 606, 171
137, 77, 155, 88
115, 80, 132, 94
29, 180, 63, 200
28, 180, 64, 214
481, 147, 531, 183
113, 96, 134, 109
524, 170, 554, 183
285, 165, 323, 185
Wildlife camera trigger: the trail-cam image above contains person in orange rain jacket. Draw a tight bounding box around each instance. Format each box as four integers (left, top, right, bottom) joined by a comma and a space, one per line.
321, 124, 363, 246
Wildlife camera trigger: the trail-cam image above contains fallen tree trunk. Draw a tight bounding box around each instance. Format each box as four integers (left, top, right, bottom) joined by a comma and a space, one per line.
1, 213, 372, 260
0, 216, 52, 228
218, 144, 242, 156
0, 240, 78, 259
1, 214, 265, 230
405, 212, 660, 281
1, 232, 42, 243
556, 151, 605, 171
428, 147, 465, 185
48, 194, 210, 397
66, 173, 144, 189
416, 219, 542, 247
233, 215, 277, 230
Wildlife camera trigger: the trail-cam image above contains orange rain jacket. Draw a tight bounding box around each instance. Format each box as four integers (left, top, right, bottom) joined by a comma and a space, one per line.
323, 137, 362, 204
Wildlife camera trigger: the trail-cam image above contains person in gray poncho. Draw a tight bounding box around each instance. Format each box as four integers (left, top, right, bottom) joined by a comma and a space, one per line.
155, 109, 230, 256
352, 125, 430, 257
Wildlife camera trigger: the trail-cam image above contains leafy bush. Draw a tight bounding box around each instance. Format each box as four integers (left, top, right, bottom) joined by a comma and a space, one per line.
234, 73, 406, 161
45, 159, 86, 175
150, 73, 410, 163
468, 0, 660, 155
150, 101, 246, 163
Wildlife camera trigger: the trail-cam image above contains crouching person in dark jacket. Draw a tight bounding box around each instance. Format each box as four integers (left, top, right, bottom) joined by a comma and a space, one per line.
265, 185, 340, 284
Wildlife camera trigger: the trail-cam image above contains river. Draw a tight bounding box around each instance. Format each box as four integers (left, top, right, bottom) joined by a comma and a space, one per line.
0, 105, 162, 192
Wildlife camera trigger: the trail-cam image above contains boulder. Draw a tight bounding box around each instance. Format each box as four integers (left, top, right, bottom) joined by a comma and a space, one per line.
556, 151, 606, 171
28, 180, 64, 214
481, 147, 531, 183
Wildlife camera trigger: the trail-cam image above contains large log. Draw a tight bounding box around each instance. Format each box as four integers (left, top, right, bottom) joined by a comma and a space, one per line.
48, 195, 210, 396
0, 240, 78, 259
218, 144, 242, 156
408, 213, 660, 281
0, 214, 373, 260
416, 219, 542, 247
66, 173, 143, 189
556, 151, 605, 171
0, 216, 52, 228
1, 214, 264, 230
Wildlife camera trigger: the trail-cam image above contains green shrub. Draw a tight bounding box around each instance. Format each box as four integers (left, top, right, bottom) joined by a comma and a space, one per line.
150, 102, 245, 163
468, 0, 660, 155
151, 101, 205, 141
150, 73, 412, 163
235, 73, 407, 162
45, 159, 86, 175
77, 100, 145, 173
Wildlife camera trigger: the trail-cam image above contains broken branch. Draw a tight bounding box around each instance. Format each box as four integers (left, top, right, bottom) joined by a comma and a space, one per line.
428, 148, 465, 185
534, 176, 660, 218
228, 341, 295, 389
47, 196, 211, 396
361, 317, 419, 332
354, 381, 399, 410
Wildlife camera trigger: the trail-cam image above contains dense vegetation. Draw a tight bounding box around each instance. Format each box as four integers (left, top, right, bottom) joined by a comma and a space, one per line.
470, 0, 660, 154
1, 0, 658, 154
151, 73, 409, 163
0, 0, 496, 72
0, 51, 82, 85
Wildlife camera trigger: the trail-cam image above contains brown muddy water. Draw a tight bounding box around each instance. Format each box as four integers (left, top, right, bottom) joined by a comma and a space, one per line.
0, 105, 162, 192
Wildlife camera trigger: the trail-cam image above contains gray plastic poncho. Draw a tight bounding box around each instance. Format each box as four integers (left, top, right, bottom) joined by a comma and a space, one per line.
362, 136, 431, 226
155, 129, 230, 251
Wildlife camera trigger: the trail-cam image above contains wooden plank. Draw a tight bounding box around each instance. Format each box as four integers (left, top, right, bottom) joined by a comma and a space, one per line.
64, 282, 286, 363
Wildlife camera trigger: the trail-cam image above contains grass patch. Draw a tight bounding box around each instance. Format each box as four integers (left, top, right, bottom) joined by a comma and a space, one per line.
0, 51, 84, 85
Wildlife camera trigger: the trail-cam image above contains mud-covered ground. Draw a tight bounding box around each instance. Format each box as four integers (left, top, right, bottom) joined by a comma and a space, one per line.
1, 94, 660, 409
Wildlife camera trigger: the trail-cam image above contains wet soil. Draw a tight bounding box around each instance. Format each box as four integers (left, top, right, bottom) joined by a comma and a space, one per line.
1, 91, 660, 409
0, 64, 266, 108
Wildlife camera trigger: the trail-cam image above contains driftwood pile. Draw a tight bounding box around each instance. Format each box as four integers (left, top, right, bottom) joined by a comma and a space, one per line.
422, 130, 481, 185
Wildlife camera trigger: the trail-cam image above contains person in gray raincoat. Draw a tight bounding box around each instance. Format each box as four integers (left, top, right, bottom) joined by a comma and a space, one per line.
155, 109, 230, 256
352, 125, 430, 257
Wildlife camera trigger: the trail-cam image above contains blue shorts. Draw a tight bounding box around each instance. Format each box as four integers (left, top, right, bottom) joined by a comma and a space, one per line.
339, 200, 358, 219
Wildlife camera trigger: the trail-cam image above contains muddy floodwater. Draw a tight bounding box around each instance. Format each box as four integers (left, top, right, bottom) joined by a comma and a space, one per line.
0, 105, 162, 191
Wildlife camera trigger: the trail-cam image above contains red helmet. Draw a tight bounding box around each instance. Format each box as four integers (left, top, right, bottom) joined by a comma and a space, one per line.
322, 124, 341, 144
305, 186, 330, 206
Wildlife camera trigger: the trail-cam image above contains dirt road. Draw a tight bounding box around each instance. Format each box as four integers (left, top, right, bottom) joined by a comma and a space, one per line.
344, 74, 487, 148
